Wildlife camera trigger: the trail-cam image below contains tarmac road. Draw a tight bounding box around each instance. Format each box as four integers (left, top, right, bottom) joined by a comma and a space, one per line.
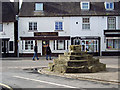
0, 57, 119, 89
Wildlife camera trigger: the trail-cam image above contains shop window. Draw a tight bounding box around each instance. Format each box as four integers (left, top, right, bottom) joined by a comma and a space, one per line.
55, 22, 63, 31
74, 39, 81, 45
35, 3, 43, 11
82, 18, 90, 30
81, 40, 98, 52
0, 23, 3, 32
9, 41, 13, 51
29, 22, 37, 31
107, 39, 120, 49
57, 40, 65, 50
108, 17, 116, 30
25, 40, 33, 50
82, 41, 85, 51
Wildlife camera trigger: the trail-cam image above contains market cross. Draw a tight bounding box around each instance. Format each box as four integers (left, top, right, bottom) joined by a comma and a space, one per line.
48, 45, 106, 73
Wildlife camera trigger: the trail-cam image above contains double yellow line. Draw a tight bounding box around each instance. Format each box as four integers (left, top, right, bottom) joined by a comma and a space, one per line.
0, 83, 13, 90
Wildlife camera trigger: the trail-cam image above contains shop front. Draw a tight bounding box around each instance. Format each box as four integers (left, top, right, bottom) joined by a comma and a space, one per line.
71, 36, 100, 56
20, 32, 70, 57
103, 30, 120, 56
0, 38, 15, 57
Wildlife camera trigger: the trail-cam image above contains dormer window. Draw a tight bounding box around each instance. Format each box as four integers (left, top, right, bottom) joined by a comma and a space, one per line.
81, 2, 90, 10
105, 2, 114, 10
35, 3, 43, 11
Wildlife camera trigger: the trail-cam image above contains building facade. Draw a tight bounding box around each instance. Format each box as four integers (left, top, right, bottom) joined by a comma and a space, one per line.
18, 1, 120, 57
0, 2, 18, 57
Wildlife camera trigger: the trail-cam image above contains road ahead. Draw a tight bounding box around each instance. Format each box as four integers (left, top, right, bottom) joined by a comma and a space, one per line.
0, 57, 119, 89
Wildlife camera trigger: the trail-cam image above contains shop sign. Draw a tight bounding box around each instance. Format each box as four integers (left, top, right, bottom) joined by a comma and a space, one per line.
34, 32, 58, 36
106, 37, 120, 39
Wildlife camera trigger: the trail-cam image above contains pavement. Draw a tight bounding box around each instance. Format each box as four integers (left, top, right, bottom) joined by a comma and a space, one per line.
38, 56, 119, 85
1, 56, 120, 85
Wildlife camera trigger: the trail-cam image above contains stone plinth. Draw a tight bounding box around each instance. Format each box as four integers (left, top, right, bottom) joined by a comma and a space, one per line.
48, 45, 106, 73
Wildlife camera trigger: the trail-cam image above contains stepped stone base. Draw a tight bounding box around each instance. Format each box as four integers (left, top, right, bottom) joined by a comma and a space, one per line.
48, 45, 106, 73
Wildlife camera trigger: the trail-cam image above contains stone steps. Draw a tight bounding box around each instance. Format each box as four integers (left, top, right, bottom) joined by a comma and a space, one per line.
64, 52, 87, 56
48, 45, 106, 73
59, 55, 93, 60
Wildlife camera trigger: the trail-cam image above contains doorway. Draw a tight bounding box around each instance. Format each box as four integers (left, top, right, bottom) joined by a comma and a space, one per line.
2, 40, 9, 57
42, 40, 49, 55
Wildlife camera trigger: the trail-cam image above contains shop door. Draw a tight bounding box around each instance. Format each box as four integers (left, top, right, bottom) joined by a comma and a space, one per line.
42, 40, 49, 55
2, 40, 9, 57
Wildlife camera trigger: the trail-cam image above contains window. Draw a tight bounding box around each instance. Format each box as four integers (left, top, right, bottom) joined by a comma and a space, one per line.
82, 18, 90, 29
25, 40, 33, 50
81, 2, 90, 10
35, 3, 43, 11
9, 41, 13, 51
81, 40, 98, 52
105, 2, 114, 10
107, 39, 120, 49
55, 22, 63, 30
74, 39, 81, 45
29, 22, 37, 30
108, 17, 116, 29
57, 40, 65, 50
0, 23, 3, 32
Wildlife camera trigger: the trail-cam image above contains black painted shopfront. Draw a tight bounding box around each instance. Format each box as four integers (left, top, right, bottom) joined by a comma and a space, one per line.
103, 30, 120, 56
71, 36, 100, 56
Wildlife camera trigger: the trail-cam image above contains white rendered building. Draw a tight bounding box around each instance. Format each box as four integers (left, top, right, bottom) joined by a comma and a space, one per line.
0, 2, 18, 57
18, 1, 120, 56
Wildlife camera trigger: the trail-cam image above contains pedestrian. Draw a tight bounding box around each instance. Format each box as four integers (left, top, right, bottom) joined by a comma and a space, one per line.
46, 45, 52, 60
32, 43, 39, 61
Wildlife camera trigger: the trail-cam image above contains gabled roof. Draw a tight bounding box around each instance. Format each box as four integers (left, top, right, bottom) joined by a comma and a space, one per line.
0, 2, 18, 23
19, 2, 120, 17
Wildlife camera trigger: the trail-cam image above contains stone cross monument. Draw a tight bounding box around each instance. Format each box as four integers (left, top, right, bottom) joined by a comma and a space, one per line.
49, 45, 106, 73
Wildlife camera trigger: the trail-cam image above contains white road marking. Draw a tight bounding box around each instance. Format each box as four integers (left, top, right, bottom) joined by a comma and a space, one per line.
13, 76, 78, 88
0, 83, 13, 90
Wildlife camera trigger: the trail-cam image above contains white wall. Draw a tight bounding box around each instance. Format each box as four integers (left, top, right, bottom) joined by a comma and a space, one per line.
0, 22, 14, 41
18, 17, 71, 54
70, 16, 107, 52
70, 16, 107, 37
18, 17, 71, 38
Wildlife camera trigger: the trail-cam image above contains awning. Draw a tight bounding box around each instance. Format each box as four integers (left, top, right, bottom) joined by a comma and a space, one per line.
20, 36, 70, 40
